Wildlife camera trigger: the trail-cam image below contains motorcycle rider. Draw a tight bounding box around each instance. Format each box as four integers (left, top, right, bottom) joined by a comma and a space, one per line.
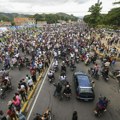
93, 63, 99, 76
53, 82, 62, 99
102, 67, 109, 80
52, 59, 58, 72
63, 84, 72, 99
70, 59, 76, 70
94, 96, 109, 115
98, 96, 108, 110
61, 61, 66, 74
59, 73, 67, 85
47, 70, 55, 82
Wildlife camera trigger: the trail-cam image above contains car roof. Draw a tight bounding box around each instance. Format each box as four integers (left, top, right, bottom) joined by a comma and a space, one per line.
76, 74, 91, 88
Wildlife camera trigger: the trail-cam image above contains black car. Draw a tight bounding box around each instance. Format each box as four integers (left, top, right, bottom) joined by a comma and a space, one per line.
73, 71, 95, 101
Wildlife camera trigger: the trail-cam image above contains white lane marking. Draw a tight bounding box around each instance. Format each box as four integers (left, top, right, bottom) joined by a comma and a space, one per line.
27, 59, 53, 120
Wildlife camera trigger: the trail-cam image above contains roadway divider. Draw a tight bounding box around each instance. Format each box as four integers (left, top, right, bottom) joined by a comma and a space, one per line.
21, 70, 44, 112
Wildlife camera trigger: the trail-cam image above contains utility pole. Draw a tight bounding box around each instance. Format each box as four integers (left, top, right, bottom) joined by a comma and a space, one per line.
97, 0, 100, 3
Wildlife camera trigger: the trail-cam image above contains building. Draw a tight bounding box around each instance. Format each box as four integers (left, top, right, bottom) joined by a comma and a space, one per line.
0, 21, 11, 27
14, 17, 35, 26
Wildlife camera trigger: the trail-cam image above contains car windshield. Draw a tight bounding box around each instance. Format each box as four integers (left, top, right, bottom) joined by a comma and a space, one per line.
80, 88, 93, 93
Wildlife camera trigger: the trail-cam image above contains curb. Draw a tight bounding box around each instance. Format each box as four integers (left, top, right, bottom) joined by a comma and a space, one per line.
21, 71, 44, 112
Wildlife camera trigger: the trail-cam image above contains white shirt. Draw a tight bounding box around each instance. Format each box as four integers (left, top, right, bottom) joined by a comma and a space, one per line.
28, 78, 33, 86
60, 75, 66, 81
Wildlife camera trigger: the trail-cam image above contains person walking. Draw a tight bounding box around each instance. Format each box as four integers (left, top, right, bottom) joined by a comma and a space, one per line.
72, 111, 78, 120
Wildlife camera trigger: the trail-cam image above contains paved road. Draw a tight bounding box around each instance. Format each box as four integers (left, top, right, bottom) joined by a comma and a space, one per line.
27, 59, 120, 120
0, 66, 31, 111
0, 51, 34, 112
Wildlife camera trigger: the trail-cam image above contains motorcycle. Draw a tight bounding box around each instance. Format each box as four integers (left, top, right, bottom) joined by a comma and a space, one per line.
0, 82, 13, 99
53, 65, 59, 72
33, 108, 54, 120
70, 60, 76, 71
48, 75, 55, 83
75, 56, 80, 63
84, 57, 91, 66
70, 64, 76, 71
94, 97, 110, 117
47, 71, 55, 83
101, 71, 109, 81
0, 88, 6, 99
65, 59, 69, 66
63, 93, 71, 100
18, 62, 24, 70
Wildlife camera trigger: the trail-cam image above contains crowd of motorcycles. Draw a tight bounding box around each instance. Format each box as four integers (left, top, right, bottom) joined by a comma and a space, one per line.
45, 44, 120, 118
0, 56, 31, 99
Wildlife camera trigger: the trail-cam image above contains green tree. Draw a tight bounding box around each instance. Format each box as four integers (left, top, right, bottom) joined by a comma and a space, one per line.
106, 7, 120, 26
34, 14, 44, 25
11, 21, 15, 26
113, 0, 120, 4
84, 2, 102, 27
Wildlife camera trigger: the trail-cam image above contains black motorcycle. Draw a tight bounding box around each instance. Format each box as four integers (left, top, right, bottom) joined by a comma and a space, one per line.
47, 74, 55, 83
0, 83, 13, 99
101, 71, 109, 81
75, 56, 80, 63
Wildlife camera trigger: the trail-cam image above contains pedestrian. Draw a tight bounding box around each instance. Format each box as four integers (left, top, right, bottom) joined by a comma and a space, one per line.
27, 76, 34, 91
20, 79, 28, 94
0, 110, 7, 120
17, 84, 27, 102
16, 109, 26, 120
72, 111, 78, 120
7, 105, 17, 120
12, 96, 21, 111
30, 68, 37, 83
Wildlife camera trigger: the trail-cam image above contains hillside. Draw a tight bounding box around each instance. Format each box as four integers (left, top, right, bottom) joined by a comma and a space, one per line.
0, 12, 78, 22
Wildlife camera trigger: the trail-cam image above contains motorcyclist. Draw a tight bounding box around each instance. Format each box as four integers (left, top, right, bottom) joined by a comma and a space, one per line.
1, 76, 11, 89
61, 62, 66, 74
70, 59, 75, 67
75, 54, 79, 63
93, 63, 99, 76
59, 73, 66, 85
63, 85, 72, 98
47, 70, 55, 82
102, 67, 109, 80
53, 82, 62, 98
97, 96, 108, 111
65, 57, 69, 66
52, 59, 58, 71
70, 52, 75, 59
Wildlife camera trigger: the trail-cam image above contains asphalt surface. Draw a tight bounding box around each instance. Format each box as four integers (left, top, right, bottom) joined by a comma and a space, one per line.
0, 51, 39, 113
27, 58, 120, 120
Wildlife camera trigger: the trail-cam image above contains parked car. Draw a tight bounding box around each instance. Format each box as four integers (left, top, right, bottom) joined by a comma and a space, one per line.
73, 71, 95, 101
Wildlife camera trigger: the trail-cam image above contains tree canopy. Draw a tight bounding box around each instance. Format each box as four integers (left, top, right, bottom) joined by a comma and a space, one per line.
83, 2, 102, 27
34, 13, 78, 24
83, 1, 120, 29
